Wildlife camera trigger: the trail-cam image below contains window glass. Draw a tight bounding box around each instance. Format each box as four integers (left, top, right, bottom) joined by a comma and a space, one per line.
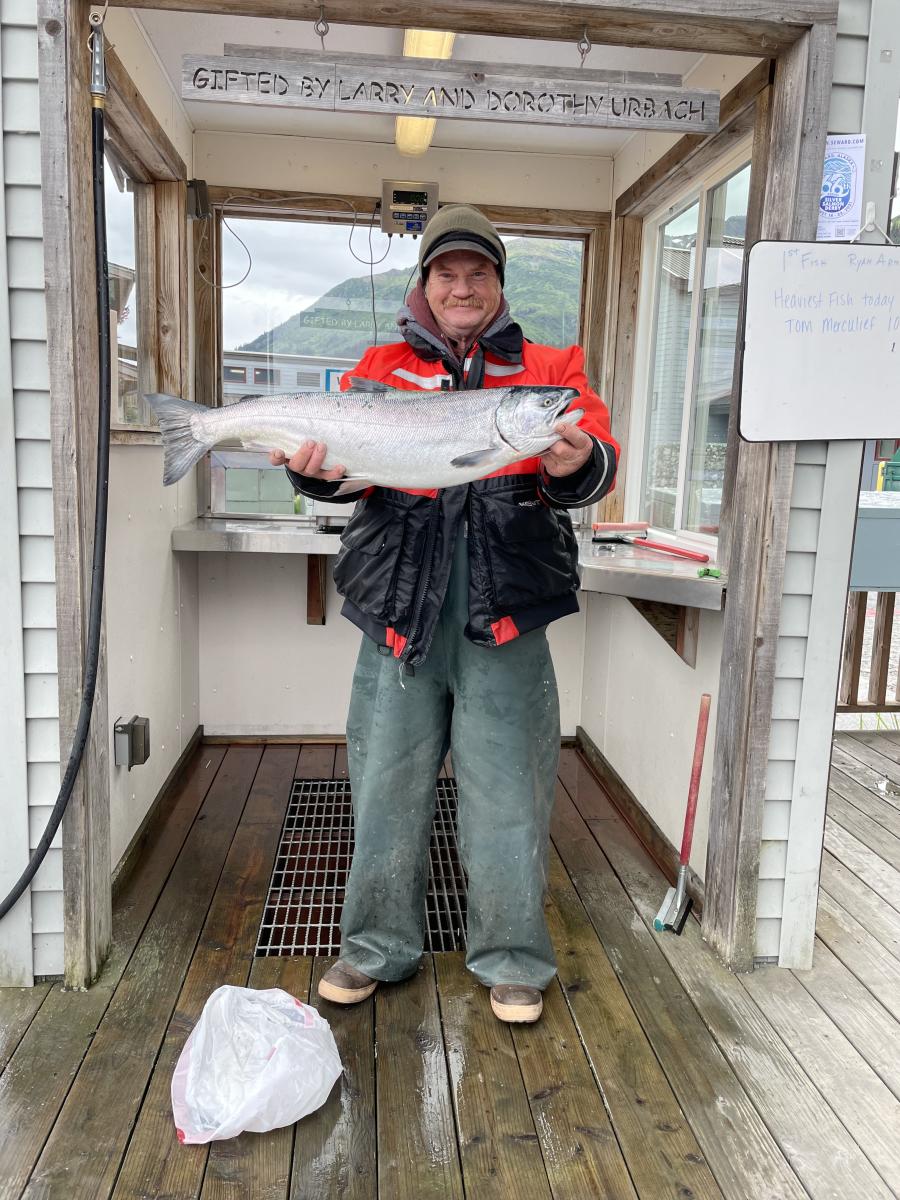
104, 151, 148, 426
639, 160, 750, 535
640, 202, 700, 529
500, 235, 584, 348
684, 164, 750, 534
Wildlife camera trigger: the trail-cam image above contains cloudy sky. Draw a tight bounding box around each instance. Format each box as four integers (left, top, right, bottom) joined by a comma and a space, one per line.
219, 215, 421, 350
103, 162, 422, 352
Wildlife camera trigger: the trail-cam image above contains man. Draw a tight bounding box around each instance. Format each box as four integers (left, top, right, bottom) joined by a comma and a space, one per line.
271, 205, 618, 1023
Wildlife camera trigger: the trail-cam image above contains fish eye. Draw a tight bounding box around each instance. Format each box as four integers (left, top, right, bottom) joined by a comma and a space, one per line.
543, 397, 555, 407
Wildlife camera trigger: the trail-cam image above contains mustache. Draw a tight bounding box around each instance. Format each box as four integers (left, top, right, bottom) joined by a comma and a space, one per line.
444, 298, 484, 308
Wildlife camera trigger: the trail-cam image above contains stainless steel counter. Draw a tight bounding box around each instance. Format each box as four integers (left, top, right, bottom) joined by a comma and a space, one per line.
172, 519, 726, 611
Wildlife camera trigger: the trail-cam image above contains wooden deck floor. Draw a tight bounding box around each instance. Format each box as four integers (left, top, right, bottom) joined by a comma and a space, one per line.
4, 732, 900, 1199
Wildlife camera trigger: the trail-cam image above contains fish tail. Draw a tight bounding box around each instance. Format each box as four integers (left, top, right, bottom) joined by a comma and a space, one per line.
145, 393, 210, 485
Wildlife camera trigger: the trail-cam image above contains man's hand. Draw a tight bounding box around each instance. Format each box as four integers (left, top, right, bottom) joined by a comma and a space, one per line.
541, 423, 593, 478
269, 441, 346, 481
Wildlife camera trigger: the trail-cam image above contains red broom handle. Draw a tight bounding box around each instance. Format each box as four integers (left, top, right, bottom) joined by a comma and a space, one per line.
680, 694, 712, 866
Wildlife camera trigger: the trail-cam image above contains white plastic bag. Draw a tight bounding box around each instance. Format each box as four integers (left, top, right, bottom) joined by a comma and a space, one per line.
171, 984, 343, 1144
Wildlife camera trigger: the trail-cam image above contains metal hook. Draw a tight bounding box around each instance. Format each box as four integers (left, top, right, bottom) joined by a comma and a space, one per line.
88, 0, 108, 28
576, 27, 591, 68
314, 2, 329, 52
850, 200, 896, 246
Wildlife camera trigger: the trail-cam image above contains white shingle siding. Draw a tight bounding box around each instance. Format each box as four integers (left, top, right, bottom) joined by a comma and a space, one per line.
756, 0, 892, 966
0, 0, 61, 983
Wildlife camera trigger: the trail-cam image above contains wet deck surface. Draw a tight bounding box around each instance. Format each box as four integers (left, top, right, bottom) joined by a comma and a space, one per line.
3, 733, 900, 1199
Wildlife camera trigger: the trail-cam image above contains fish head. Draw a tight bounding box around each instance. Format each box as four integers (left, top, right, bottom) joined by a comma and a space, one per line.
496, 386, 583, 453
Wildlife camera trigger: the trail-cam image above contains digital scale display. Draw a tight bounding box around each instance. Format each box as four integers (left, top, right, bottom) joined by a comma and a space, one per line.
392, 188, 430, 206
381, 179, 439, 237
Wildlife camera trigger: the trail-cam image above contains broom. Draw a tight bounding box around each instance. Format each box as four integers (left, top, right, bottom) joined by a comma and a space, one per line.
654, 693, 712, 935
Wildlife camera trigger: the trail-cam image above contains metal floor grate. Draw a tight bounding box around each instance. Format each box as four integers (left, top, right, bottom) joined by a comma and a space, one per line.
255, 778, 468, 956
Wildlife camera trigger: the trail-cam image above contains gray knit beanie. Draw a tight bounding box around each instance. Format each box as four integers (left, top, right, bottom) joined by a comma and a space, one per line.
418, 204, 506, 284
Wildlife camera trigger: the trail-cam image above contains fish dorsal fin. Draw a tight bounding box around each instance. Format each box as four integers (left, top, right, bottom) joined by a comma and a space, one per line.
348, 376, 390, 393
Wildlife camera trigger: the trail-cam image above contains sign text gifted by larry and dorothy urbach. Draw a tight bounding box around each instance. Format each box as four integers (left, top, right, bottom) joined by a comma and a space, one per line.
182, 52, 720, 134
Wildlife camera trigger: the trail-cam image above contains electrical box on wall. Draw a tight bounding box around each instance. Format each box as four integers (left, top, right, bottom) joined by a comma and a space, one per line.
114, 715, 150, 771
380, 180, 439, 236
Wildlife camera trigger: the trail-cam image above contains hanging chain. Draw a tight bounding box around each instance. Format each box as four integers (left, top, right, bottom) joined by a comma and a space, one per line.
576, 27, 591, 68
314, 2, 329, 51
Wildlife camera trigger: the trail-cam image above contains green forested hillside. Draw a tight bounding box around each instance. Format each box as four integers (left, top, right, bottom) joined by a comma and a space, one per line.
239, 237, 583, 360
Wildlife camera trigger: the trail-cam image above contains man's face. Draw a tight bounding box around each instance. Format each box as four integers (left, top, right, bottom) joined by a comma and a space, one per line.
424, 249, 502, 343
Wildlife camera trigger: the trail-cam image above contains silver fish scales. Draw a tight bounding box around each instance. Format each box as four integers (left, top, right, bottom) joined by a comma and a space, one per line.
146, 379, 584, 490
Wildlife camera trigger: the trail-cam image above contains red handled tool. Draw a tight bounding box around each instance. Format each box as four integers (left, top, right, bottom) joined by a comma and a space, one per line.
654, 693, 712, 935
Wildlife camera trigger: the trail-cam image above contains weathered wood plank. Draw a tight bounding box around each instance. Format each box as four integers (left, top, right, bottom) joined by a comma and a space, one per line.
820, 851, 900, 965
39, 0, 112, 989
154, 181, 186, 397
704, 21, 835, 970
616, 59, 769, 218
193, 213, 219, 410
333, 743, 349, 780
793, 938, 900, 1104
591, 808, 893, 1200
828, 767, 900, 838
290, 957, 376, 1200
184, 51, 721, 134
0, 985, 50, 1074
199, 955, 312, 1200
298, 742, 336, 778
816, 890, 900, 1025
433, 952, 552, 1199
19, 747, 269, 1200
595, 214, 640, 525
552, 793, 810, 1199
827, 793, 900, 873
842, 730, 900, 776
0, 744, 232, 1200
105, 47, 186, 182
557, 747, 617, 820
838, 592, 867, 706
831, 741, 900, 811
743, 962, 900, 1195
824, 817, 900, 912
109, 747, 298, 1200
307, 553, 327, 625
510, 974, 638, 1200
112, 0, 836, 57
544, 850, 725, 1200
867, 592, 896, 706
375, 957, 464, 1200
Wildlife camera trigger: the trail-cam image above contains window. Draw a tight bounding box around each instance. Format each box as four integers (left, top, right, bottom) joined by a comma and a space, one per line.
213, 208, 590, 519
637, 156, 751, 537
104, 151, 148, 428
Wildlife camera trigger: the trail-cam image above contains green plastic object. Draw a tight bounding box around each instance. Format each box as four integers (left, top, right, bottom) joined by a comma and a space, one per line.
697, 567, 722, 579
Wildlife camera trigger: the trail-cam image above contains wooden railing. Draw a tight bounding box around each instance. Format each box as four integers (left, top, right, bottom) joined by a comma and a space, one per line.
837, 591, 900, 713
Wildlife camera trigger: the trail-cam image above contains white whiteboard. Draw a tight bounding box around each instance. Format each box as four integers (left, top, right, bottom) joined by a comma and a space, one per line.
741, 240, 900, 441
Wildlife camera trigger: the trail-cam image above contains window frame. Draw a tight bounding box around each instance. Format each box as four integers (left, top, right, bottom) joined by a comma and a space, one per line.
197, 189, 610, 522
626, 136, 753, 547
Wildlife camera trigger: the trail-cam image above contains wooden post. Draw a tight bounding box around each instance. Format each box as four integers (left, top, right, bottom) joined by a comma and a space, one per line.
867, 591, 895, 707
702, 24, 836, 971
38, 0, 112, 988
839, 591, 867, 707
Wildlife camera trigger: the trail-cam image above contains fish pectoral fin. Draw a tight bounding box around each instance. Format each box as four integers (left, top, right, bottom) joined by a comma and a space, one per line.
348, 376, 390, 393
450, 447, 502, 468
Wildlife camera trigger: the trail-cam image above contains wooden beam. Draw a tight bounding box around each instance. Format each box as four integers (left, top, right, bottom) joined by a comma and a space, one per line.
154, 181, 188, 396
582, 219, 610, 394
838, 591, 867, 706
183, 51, 721, 134
702, 23, 836, 972
616, 60, 770, 219
597, 214, 641, 522
105, 48, 186, 183
111, 0, 838, 57
38, 0, 112, 988
867, 592, 895, 708
306, 554, 327, 625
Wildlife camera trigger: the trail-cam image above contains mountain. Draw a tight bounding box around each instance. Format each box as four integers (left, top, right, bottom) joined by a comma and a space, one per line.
238, 237, 583, 361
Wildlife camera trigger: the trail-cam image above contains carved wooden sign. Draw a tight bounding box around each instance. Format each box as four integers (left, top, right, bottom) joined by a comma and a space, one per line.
182, 50, 720, 134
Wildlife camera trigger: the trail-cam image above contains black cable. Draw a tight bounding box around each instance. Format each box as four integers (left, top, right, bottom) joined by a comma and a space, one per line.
0, 101, 111, 923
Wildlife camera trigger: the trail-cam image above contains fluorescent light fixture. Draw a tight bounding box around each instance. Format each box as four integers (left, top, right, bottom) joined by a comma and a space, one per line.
395, 28, 456, 157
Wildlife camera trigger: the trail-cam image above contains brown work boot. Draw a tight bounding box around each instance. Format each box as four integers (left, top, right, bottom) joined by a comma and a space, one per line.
317, 960, 378, 1004
490, 984, 543, 1023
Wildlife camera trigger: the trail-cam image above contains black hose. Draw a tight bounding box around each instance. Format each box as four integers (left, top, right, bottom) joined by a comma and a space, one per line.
0, 102, 111, 923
